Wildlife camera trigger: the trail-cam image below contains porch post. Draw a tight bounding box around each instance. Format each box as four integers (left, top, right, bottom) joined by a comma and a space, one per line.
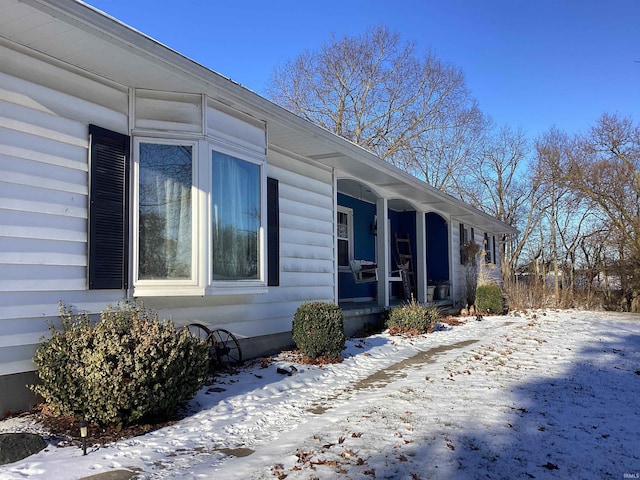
376, 197, 390, 307
416, 211, 428, 303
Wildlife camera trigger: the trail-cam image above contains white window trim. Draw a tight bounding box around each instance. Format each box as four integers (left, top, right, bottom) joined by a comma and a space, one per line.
206, 142, 267, 294
337, 205, 354, 272
132, 136, 268, 297
132, 137, 202, 296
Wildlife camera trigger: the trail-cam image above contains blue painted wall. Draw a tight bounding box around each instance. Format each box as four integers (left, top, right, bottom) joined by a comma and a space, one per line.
389, 210, 416, 266
388, 210, 417, 298
426, 212, 449, 284
338, 194, 377, 300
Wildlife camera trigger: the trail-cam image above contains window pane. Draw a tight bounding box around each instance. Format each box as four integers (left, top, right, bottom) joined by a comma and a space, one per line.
338, 239, 349, 267
337, 208, 351, 267
337, 212, 348, 239
138, 143, 192, 280
212, 151, 260, 280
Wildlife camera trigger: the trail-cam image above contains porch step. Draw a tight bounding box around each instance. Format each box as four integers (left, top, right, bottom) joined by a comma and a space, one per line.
341, 304, 386, 337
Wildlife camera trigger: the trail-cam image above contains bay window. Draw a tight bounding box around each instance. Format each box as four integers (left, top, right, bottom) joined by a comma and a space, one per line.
134, 138, 267, 295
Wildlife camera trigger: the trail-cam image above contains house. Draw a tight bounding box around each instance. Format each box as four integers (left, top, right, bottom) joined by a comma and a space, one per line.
0, 0, 516, 415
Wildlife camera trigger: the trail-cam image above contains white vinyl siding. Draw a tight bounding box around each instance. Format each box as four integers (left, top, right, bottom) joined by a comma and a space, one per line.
135, 90, 202, 133
206, 98, 266, 157
0, 49, 129, 376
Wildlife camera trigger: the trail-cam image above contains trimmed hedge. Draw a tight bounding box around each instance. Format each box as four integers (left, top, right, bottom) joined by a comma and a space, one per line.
475, 284, 504, 314
292, 302, 346, 360
31, 302, 209, 426
387, 298, 440, 334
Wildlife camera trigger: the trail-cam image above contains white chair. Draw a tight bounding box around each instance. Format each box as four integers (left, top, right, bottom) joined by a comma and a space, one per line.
349, 259, 378, 283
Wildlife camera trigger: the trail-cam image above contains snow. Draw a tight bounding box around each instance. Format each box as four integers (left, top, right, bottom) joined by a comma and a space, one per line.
2, 309, 640, 479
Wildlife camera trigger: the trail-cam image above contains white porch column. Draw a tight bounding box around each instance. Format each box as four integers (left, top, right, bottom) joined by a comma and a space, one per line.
376, 197, 390, 307
416, 211, 428, 303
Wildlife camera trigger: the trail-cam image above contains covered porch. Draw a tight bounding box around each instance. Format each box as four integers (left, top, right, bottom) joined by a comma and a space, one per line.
336, 178, 454, 310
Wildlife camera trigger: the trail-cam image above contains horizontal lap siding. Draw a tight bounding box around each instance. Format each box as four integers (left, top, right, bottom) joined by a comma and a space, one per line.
0, 288, 124, 375
272, 160, 334, 283
0, 49, 128, 375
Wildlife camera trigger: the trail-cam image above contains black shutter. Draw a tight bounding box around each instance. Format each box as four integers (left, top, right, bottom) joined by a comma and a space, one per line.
267, 177, 280, 286
88, 125, 130, 289
459, 223, 466, 265
493, 236, 497, 265
484, 232, 491, 263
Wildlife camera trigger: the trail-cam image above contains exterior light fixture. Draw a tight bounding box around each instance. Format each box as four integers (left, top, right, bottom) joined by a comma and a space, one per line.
80, 420, 88, 455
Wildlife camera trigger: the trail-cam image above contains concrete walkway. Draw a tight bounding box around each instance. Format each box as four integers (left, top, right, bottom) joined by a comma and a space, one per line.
80, 470, 137, 480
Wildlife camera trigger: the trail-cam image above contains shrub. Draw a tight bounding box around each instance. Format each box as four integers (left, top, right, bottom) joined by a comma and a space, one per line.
387, 298, 440, 334
292, 302, 346, 360
475, 284, 504, 314
31, 302, 209, 426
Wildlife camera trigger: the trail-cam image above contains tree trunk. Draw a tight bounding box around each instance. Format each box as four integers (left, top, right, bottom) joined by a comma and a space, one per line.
631, 291, 640, 313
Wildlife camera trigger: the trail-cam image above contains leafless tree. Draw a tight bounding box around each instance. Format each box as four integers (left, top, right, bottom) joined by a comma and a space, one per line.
463, 125, 542, 283
534, 127, 575, 304
266, 25, 484, 190
568, 113, 640, 311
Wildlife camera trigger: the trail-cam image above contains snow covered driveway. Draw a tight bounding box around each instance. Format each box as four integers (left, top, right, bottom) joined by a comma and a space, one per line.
1, 310, 639, 479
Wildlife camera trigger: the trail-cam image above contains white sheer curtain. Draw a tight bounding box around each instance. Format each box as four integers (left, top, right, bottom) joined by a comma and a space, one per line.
212, 151, 260, 280
138, 143, 192, 280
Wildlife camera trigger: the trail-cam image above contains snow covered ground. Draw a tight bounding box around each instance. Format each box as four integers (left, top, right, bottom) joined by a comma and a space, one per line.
1, 309, 640, 480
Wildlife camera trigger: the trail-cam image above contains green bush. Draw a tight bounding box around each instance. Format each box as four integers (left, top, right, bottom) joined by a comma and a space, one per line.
475, 284, 504, 314
292, 302, 346, 360
31, 302, 209, 426
387, 298, 440, 334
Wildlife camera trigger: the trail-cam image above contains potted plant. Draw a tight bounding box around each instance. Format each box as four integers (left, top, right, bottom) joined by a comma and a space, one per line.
427, 285, 436, 302
434, 280, 450, 300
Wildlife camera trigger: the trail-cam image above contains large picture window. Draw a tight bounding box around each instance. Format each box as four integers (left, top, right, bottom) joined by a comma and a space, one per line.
138, 142, 193, 280
212, 151, 261, 281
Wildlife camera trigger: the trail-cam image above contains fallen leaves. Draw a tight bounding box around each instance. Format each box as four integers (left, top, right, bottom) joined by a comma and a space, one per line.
341, 448, 357, 458
295, 449, 314, 463
271, 463, 287, 479
277, 433, 370, 476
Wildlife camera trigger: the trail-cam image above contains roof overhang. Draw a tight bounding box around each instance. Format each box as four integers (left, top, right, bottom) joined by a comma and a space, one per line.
3, 0, 516, 235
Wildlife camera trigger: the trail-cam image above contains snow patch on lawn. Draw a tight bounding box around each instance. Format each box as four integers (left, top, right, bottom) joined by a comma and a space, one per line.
1, 309, 640, 479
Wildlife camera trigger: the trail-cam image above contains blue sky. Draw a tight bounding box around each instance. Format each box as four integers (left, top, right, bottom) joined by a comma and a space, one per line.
86, 0, 639, 140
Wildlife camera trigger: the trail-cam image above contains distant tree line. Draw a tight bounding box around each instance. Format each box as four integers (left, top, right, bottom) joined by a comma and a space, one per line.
267, 26, 640, 312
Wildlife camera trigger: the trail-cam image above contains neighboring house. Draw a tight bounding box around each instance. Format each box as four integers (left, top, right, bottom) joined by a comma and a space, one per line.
0, 0, 516, 415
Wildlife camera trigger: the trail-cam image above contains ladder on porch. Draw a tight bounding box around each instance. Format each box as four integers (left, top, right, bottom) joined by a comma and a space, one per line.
394, 234, 416, 300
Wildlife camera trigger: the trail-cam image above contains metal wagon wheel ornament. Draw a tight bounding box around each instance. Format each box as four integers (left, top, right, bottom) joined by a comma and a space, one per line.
184, 323, 242, 371
184, 323, 212, 342
208, 328, 242, 367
